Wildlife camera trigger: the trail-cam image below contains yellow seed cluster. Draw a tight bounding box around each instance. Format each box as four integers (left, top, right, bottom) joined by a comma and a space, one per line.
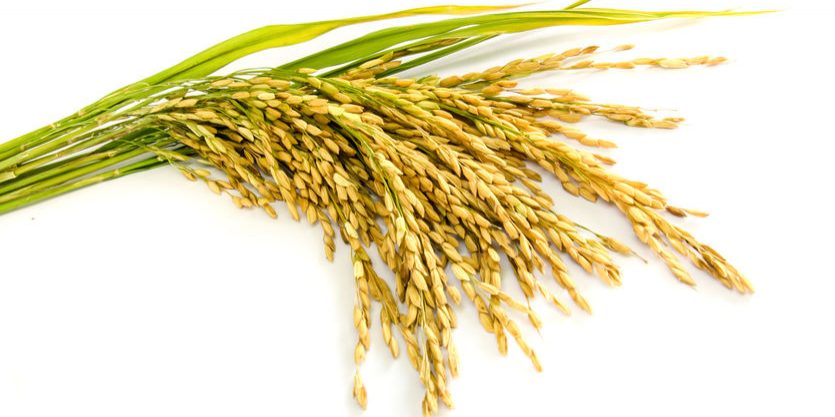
136, 46, 749, 416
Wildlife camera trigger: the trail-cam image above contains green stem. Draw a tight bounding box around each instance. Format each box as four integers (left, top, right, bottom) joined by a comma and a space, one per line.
565, 0, 592, 9
0, 156, 166, 216
0, 135, 163, 196
376, 35, 496, 78
0, 146, 158, 205
0, 81, 181, 162
0, 122, 143, 175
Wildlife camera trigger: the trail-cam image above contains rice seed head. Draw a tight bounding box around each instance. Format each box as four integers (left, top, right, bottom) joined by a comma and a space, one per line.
127, 49, 753, 416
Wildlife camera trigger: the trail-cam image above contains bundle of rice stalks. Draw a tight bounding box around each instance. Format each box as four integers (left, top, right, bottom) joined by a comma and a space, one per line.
0, 3, 762, 416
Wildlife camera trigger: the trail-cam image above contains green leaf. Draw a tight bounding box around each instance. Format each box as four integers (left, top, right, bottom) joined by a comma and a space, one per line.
282, 8, 765, 74
136, 4, 528, 86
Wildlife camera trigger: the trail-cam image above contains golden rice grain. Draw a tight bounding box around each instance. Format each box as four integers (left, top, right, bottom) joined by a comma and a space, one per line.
112, 46, 750, 416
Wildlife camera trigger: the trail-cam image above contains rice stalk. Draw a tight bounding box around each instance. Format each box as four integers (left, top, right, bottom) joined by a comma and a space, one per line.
4, 47, 752, 414
0, 5, 767, 416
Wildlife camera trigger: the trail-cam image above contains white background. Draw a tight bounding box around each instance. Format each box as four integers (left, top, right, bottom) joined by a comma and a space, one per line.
1, 1, 833, 416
